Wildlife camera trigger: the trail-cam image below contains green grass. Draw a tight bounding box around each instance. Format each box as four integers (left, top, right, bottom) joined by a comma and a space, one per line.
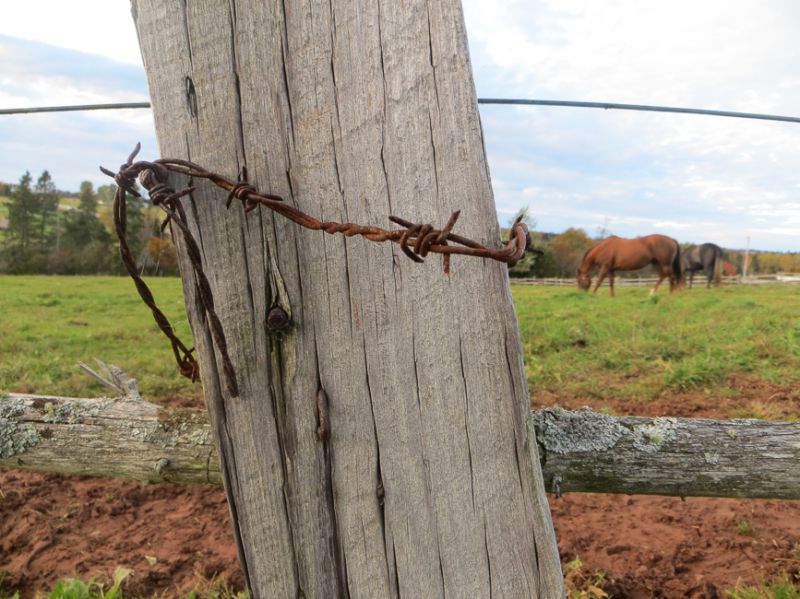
1, 277, 799, 405
726, 574, 800, 598
512, 284, 800, 403
44, 567, 130, 599
0, 275, 196, 400
0, 568, 248, 599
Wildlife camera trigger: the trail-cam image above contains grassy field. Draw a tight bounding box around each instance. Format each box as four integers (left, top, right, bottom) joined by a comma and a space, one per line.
1, 276, 799, 407
0, 275, 195, 399
513, 283, 800, 409
2, 276, 800, 597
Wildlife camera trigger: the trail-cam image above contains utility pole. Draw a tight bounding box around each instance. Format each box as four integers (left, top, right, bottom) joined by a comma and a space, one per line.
743, 235, 751, 278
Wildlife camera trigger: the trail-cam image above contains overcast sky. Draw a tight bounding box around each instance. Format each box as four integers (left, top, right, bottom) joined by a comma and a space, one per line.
1, 1, 798, 250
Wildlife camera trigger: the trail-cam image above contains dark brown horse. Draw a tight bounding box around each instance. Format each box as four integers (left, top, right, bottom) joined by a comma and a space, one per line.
681, 242, 723, 288
577, 234, 682, 296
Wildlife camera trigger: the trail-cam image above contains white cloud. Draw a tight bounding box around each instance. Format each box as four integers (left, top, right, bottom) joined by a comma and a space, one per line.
462, 0, 800, 250
0, 1, 798, 250
0, 1, 142, 66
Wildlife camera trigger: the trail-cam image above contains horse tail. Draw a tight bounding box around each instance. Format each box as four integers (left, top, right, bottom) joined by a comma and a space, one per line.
712, 245, 723, 286
672, 240, 683, 285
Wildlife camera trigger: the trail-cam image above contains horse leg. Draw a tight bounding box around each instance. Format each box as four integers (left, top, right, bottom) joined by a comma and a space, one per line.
688, 271, 694, 289
651, 271, 667, 295
669, 271, 679, 293
608, 271, 616, 297
593, 266, 609, 294
705, 264, 713, 288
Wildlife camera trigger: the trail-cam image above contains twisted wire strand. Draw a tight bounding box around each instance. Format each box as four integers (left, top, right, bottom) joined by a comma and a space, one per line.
102, 144, 537, 392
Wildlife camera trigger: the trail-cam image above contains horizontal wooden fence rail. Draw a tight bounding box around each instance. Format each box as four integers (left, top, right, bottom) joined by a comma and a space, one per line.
531, 407, 800, 499
0, 392, 221, 485
513, 275, 800, 286
4, 393, 799, 499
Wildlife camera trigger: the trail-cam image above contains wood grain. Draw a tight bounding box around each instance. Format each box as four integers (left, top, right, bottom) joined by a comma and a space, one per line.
131, 0, 562, 596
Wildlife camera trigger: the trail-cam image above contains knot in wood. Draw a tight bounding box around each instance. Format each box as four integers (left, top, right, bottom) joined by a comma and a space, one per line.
266, 306, 290, 332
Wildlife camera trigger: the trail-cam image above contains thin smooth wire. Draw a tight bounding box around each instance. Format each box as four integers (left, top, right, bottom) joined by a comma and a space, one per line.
0, 102, 151, 115
477, 98, 800, 124
1, 99, 798, 124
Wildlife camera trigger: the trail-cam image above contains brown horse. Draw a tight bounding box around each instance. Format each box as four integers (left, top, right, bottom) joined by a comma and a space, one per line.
576, 234, 682, 296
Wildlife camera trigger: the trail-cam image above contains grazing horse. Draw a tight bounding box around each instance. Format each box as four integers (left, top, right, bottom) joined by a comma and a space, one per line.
576, 234, 682, 296
681, 243, 723, 288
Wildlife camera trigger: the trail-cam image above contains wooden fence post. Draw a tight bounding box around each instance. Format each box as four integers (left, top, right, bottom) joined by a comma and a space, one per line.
132, 0, 562, 596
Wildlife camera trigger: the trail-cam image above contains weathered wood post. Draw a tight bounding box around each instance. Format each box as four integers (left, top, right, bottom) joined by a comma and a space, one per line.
132, 0, 562, 596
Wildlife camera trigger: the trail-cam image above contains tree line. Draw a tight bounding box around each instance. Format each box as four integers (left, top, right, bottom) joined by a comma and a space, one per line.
2, 179, 798, 277
0, 171, 178, 275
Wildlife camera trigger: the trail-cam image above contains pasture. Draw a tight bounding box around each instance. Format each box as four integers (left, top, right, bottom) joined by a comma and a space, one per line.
514, 284, 800, 416
2, 275, 800, 596
2, 276, 798, 405
0, 276, 195, 400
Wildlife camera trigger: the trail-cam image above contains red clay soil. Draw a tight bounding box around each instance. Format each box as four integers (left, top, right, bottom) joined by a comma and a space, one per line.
2, 379, 799, 598
0, 472, 242, 598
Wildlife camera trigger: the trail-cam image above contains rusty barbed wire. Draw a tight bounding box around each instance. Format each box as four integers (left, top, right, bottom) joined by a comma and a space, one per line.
101, 143, 538, 395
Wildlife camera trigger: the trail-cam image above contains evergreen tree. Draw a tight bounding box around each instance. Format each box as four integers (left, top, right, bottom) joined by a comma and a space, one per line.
2, 172, 38, 272
63, 181, 110, 246
58, 181, 114, 273
35, 170, 59, 249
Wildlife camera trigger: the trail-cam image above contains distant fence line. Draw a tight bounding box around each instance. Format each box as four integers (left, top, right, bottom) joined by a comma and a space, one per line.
512, 274, 800, 287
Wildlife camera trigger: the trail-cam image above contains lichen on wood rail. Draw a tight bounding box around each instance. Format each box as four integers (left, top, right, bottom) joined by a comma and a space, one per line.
531, 407, 800, 499
5, 397, 800, 500
0, 392, 220, 485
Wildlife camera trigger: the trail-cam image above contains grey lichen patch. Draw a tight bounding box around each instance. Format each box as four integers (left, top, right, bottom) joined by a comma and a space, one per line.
631, 417, 680, 453
1, 397, 40, 458
121, 418, 195, 449
533, 407, 628, 455
125, 421, 163, 444
40, 398, 114, 424
1, 396, 25, 420
0, 421, 40, 458
42, 402, 82, 424
189, 428, 211, 446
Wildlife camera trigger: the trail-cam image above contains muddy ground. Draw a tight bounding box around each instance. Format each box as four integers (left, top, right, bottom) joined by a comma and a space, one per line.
2, 378, 799, 598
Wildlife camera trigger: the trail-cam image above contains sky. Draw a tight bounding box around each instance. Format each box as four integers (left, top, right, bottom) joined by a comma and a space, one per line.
1, 1, 798, 251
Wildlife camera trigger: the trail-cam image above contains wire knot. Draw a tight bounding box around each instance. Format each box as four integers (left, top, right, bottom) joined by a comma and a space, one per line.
226, 181, 259, 212
389, 211, 461, 272
138, 164, 173, 204
225, 166, 265, 214
177, 349, 200, 382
